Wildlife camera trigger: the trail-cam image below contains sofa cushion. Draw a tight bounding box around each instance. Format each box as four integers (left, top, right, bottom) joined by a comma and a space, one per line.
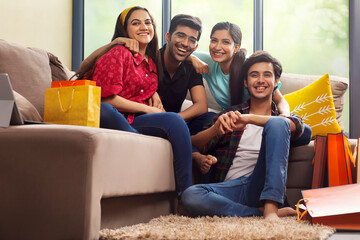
284, 74, 341, 138
183, 79, 223, 113
0, 39, 52, 117
280, 73, 348, 130
48, 52, 74, 81
13, 90, 43, 122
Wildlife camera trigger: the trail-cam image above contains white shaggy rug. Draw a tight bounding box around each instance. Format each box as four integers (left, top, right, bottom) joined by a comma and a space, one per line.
99, 215, 335, 240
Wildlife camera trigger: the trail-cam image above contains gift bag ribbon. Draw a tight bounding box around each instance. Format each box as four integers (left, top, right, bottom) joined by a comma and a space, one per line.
57, 88, 75, 113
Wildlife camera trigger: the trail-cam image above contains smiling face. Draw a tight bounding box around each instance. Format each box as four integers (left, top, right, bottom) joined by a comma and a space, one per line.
244, 62, 280, 100
166, 25, 199, 62
126, 10, 154, 47
209, 29, 240, 64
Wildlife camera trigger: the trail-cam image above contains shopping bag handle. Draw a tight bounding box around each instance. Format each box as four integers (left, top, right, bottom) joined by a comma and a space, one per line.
296, 198, 309, 222
57, 88, 75, 113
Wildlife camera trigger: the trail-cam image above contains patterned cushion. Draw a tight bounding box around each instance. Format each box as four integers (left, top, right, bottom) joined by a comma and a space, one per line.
284, 74, 341, 138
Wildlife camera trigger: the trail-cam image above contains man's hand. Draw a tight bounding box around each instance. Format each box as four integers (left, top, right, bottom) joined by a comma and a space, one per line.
215, 111, 247, 134
113, 37, 139, 57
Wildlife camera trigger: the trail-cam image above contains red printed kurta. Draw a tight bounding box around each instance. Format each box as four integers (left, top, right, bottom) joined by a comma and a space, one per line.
91, 45, 158, 124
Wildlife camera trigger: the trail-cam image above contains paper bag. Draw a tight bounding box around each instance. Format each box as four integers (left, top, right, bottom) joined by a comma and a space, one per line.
301, 184, 360, 230
51, 80, 96, 88
327, 133, 354, 187
312, 135, 328, 189
44, 85, 100, 127
352, 138, 360, 183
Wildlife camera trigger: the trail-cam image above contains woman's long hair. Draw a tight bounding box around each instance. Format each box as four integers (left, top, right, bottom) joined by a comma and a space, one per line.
76, 6, 162, 80
210, 22, 247, 106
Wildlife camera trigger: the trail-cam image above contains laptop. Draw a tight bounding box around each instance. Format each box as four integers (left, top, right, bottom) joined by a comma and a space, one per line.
0, 73, 44, 127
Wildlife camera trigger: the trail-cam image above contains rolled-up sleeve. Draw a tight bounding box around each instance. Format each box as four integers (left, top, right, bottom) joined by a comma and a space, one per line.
287, 113, 305, 141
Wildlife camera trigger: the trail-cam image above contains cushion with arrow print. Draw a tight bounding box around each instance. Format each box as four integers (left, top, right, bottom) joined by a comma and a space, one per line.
284, 74, 341, 139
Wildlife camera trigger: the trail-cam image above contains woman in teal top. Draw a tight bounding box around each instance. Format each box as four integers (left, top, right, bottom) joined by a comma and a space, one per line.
192, 51, 249, 110
189, 22, 287, 112
189, 22, 311, 176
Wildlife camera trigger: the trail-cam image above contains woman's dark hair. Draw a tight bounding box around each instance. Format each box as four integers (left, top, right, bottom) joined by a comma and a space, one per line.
210, 22, 247, 106
76, 6, 162, 80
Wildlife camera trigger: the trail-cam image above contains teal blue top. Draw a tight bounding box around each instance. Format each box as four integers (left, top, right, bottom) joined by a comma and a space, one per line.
193, 51, 250, 110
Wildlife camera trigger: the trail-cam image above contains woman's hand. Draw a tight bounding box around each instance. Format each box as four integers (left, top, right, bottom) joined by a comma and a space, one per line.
144, 105, 165, 114
148, 92, 165, 111
189, 55, 209, 75
113, 37, 139, 57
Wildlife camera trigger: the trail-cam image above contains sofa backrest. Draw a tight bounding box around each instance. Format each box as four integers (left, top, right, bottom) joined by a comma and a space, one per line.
0, 39, 73, 118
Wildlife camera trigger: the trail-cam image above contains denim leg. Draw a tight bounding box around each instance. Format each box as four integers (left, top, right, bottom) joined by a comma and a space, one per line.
100, 102, 138, 133
186, 112, 217, 136
100, 103, 192, 196
188, 111, 217, 153
291, 123, 312, 148
181, 177, 263, 217
246, 117, 291, 206
131, 112, 192, 197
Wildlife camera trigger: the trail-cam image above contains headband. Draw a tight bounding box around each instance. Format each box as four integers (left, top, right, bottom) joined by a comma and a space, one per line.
120, 6, 139, 26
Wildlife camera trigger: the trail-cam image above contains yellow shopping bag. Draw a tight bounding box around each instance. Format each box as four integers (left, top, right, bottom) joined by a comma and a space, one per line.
44, 85, 101, 127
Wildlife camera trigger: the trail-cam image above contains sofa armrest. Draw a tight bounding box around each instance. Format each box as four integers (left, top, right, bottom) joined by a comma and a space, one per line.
0, 125, 174, 240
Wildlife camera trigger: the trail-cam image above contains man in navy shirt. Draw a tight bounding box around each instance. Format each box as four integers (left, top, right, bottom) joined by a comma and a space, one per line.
157, 14, 215, 136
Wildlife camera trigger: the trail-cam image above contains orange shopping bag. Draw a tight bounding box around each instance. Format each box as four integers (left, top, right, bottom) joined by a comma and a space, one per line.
352, 138, 360, 183
299, 184, 360, 230
51, 80, 96, 88
312, 135, 328, 189
327, 133, 355, 187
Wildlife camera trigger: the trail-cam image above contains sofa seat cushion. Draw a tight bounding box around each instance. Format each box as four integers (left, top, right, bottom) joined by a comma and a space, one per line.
0, 124, 175, 197
0, 39, 52, 117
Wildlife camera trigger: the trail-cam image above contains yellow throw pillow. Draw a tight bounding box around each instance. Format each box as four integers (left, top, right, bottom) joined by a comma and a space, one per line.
284, 74, 341, 139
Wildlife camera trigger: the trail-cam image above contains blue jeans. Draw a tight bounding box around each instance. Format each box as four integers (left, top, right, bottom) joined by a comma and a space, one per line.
100, 103, 192, 197
181, 117, 291, 217
186, 111, 217, 154
291, 123, 312, 148
187, 112, 217, 136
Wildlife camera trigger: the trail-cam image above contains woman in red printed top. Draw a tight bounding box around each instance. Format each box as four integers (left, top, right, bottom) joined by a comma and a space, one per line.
75, 6, 192, 198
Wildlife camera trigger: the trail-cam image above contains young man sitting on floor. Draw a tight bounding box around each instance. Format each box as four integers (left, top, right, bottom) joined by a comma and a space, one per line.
181, 50, 304, 219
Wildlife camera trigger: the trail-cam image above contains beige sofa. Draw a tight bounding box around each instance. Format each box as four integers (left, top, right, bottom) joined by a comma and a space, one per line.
0, 39, 355, 240
0, 39, 177, 240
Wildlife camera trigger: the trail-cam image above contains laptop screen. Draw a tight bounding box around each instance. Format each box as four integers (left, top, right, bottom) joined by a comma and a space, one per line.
0, 73, 24, 126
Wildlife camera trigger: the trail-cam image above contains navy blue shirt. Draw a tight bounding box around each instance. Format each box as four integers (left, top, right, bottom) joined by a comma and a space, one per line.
158, 45, 203, 113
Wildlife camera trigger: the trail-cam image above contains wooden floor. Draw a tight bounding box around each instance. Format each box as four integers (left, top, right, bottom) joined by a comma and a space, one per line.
328, 231, 360, 240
